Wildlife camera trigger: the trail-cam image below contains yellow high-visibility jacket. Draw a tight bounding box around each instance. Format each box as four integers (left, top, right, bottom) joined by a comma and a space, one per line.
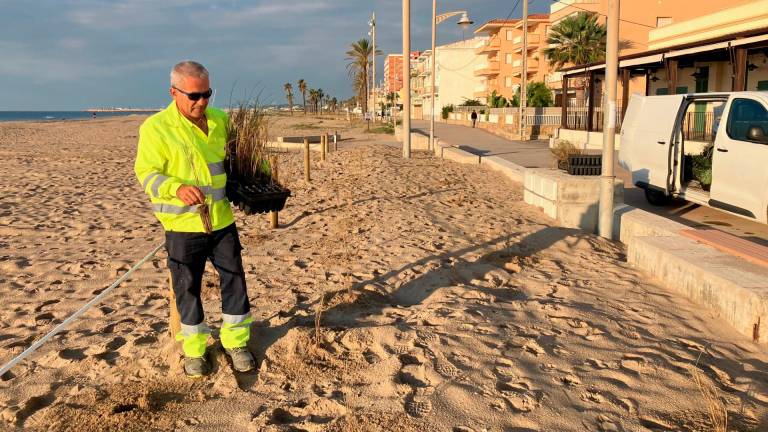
134, 102, 234, 233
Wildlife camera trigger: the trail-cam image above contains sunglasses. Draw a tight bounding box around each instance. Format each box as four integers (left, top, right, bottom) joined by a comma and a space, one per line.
173, 86, 213, 101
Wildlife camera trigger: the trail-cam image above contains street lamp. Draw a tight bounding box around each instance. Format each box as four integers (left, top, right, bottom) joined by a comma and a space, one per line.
369, 13, 377, 123
429, 5, 473, 150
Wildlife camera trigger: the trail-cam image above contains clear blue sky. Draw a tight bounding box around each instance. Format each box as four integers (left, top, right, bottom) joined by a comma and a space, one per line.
0, 0, 550, 110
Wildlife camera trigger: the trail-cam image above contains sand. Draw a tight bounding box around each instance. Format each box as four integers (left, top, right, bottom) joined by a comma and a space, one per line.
0, 114, 766, 431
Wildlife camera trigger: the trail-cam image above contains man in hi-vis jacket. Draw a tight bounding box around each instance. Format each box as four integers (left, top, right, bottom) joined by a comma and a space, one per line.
134, 61, 255, 378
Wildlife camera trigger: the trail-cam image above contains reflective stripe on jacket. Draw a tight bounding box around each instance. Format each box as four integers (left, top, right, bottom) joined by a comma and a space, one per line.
134, 101, 234, 233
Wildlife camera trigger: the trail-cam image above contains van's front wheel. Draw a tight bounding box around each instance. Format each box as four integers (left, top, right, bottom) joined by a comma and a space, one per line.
644, 188, 672, 206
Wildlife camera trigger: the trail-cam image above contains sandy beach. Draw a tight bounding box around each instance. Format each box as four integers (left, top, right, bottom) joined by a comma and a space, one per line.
0, 115, 766, 431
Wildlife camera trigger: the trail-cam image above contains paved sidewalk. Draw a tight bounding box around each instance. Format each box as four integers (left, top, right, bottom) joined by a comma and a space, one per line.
411, 119, 768, 244
411, 120, 553, 168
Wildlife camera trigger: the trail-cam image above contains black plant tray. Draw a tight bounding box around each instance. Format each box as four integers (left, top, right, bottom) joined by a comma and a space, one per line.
227, 180, 291, 215
558, 154, 603, 176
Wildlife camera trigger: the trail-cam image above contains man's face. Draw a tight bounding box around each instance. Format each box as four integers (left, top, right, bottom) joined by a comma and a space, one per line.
170, 76, 210, 121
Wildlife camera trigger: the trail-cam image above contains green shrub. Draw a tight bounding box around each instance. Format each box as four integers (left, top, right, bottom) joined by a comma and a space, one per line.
692, 144, 714, 188
441, 104, 455, 120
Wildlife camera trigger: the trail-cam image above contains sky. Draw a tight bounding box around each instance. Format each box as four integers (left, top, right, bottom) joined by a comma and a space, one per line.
0, 0, 550, 110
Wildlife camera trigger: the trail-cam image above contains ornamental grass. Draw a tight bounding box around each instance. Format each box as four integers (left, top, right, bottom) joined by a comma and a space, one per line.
226, 101, 272, 184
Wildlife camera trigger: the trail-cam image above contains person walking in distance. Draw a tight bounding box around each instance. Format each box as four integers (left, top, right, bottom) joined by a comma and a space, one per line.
471, 110, 478, 128
134, 61, 255, 378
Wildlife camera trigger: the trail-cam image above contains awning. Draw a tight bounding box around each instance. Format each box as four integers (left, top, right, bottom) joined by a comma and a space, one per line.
730, 34, 768, 47
619, 53, 664, 67
562, 64, 606, 76
665, 41, 730, 58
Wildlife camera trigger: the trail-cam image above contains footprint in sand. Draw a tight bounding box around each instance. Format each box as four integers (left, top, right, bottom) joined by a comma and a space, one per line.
619, 354, 650, 376
33, 299, 60, 313
405, 389, 433, 418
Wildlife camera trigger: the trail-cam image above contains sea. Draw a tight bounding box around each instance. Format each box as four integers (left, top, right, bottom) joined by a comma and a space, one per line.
0, 111, 154, 123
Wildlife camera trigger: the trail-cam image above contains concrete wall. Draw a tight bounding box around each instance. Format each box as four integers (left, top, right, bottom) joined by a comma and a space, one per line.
556, 128, 623, 150
524, 168, 624, 233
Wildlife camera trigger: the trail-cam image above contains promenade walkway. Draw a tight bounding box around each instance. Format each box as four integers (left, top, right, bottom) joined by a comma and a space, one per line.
411, 119, 768, 244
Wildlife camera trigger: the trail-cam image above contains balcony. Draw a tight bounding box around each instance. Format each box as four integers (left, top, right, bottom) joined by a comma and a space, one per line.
475, 39, 501, 54
513, 34, 541, 51
473, 60, 500, 77
511, 60, 540, 76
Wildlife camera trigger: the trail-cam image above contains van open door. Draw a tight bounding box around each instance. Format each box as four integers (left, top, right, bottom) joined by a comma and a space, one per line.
620, 94, 686, 195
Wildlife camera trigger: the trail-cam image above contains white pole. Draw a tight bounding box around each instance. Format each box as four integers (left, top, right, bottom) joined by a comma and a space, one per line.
519, 0, 528, 140
403, 0, 411, 158
429, 0, 437, 151
599, 0, 620, 238
372, 12, 377, 123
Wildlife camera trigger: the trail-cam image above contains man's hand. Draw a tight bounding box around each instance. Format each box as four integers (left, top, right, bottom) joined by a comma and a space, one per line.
176, 185, 206, 205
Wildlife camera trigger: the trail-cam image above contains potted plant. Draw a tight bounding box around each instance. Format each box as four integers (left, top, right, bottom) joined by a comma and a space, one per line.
691, 143, 713, 190
225, 101, 291, 215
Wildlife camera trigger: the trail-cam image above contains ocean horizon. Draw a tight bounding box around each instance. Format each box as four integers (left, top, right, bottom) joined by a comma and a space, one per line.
0, 111, 152, 123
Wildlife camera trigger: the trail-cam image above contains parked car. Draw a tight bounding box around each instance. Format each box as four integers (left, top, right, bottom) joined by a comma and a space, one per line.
619, 92, 768, 224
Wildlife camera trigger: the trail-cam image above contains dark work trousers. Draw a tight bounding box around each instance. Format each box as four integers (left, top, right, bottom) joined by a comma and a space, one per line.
165, 223, 250, 327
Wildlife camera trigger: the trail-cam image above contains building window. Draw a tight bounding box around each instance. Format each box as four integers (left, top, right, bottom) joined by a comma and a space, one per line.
506, 76, 513, 88
505, 53, 513, 64
506, 30, 513, 41
656, 17, 673, 27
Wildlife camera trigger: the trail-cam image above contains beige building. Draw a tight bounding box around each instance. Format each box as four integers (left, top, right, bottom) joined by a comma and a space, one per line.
474, 15, 552, 102
556, 0, 768, 147
546, 0, 757, 91
410, 38, 488, 120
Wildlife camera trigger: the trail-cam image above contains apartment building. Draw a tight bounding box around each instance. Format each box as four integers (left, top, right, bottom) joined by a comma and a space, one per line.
546, 0, 757, 90
383, 52, 421, 95
473, 14, 551, 102
409, 37, 488, 120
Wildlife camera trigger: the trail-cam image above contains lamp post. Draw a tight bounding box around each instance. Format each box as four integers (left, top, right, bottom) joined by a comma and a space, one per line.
429, 6, 473, 150
403, 0, 411, 158
369, 13, 377, 123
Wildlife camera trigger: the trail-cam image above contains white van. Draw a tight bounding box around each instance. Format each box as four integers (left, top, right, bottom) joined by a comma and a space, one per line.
619, 92, 768, 224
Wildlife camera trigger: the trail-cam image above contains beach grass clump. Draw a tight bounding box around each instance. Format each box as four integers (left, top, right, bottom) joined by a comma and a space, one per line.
688, 366, 728, 432
550, 139, 582, 168
226, 101, 271, 183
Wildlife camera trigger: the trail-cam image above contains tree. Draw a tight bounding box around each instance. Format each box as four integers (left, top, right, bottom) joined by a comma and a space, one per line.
345, 38, 380, 112
513, 82, 553, 107
283, 83, 294, 115
317, 88, 325, 114
298, 79, 307, 115
460, 98, 483, 107
543, 12, 606, 69
487, 91, 509, 108
308, 89, 319, 114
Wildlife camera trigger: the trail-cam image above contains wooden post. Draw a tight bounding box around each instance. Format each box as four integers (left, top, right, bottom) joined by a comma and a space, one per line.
621, 68, 630, 122
561, 74, 568, 128
586, 71, 596, 131
269, 155, 279, 229
334, 131, 338, 151
666, 58, 678, 95
321, 134, 327, 162
304, 138, 311, 182
168, 273, 181, 339
733, 47, 747, 91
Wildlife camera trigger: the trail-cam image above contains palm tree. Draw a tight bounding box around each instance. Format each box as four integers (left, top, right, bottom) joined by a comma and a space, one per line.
317, 88, 325, 114
283, 83, 294, 115
345, 38, 380, 112
308, 89, 319, 114
298, 79, 308, 115
543, 12, 607, 70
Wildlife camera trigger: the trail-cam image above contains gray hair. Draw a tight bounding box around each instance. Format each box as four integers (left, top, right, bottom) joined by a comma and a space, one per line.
170, 61, 209, 87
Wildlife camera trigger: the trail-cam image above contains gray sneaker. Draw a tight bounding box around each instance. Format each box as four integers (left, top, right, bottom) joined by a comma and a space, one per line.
184, 355, 210, 378
225, 347, 255, 372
